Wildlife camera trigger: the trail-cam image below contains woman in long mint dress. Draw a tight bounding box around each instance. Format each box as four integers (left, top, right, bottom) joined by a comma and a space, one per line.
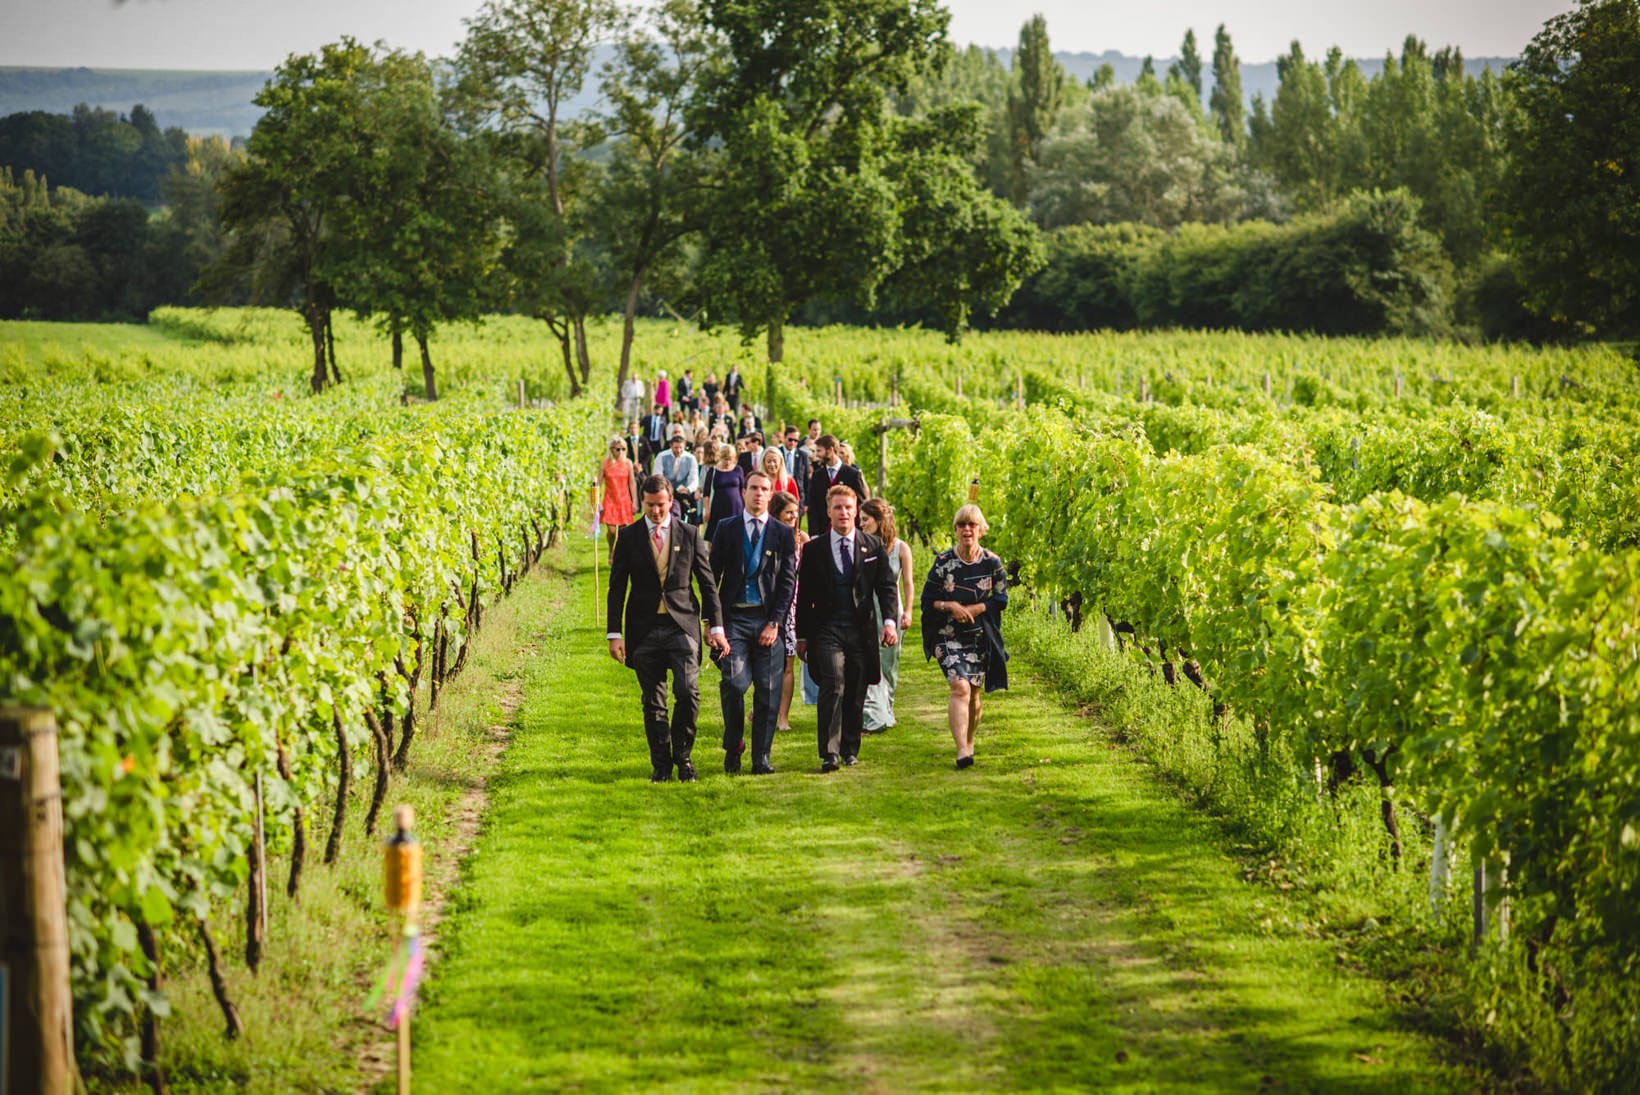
860, 498, 913, 732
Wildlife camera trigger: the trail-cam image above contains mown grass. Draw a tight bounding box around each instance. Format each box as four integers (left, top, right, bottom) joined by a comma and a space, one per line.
410, 555, 1484, 1093
98, 556, 577, 1094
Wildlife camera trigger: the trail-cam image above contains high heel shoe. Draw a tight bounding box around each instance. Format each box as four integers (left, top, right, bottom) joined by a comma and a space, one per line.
955, 755, 974, 770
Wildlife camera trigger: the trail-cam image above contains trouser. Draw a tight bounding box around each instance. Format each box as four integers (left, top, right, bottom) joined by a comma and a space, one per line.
630, 623, 700, 773
719, 611, 784, 760
811, 620, 869, 762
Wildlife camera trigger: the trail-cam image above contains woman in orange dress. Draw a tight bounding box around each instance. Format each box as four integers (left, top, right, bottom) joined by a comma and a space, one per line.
599, 436, 639, 554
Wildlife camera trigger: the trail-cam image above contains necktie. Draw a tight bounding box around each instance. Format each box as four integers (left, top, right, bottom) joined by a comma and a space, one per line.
839, 534, 853, 579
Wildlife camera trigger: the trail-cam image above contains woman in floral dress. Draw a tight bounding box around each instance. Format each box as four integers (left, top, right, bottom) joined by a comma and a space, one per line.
919, 504, 1008, 769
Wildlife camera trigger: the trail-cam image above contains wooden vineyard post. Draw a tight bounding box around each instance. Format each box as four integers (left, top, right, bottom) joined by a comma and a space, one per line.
872, 417, 918, 498
833, 377, 843, 405
1393, 368, 1403, 399
1138, 377, 1149, 405
1510, 375, 1520, 399
1262, 372, 1272, 399
1014, 374, 1024, 410
0, 706, 79, 1095
954, 372, 963, 399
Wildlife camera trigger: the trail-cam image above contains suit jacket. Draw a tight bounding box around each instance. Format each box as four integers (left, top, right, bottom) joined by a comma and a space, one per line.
805, 462, 867, 534
722, 370, 744, 405
794, 529, 898, 684
607, 517, 722, 650
641, 412, 669, 445
783, 447, 812, 515
708, 514, 799, 634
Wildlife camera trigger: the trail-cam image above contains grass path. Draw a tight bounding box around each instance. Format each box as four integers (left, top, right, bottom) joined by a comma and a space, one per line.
410, 557, 1477, 1092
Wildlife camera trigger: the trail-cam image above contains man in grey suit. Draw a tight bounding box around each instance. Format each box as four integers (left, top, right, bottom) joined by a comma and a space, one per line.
708, 471, 799, 774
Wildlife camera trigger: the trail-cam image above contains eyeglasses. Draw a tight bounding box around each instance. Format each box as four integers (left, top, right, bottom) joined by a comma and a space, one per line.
955, 520, 979, 528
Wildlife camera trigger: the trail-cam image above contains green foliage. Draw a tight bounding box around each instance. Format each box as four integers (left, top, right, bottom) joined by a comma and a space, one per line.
1001, 188, 1451, 336
1209, 25, 1244, 146
1501, 0, 1640, 338
1005, 14, 1066, 201
0, 327, 602, 1075
0, 102, 189, 204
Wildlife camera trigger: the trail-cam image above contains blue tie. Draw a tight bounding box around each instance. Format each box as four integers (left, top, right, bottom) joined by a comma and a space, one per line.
839, 535, 853, 580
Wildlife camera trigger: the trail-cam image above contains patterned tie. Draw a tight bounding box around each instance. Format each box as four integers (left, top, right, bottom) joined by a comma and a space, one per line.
652, 523, 668, 611
839, 534, 853, 579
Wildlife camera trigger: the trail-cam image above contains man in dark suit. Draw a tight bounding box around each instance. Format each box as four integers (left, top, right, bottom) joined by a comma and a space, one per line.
608, 476, 731, 782
638, 403, 670, 472
722, 366, 744, 410
781, 426, 811, 519
805, 434, 867, 535
795, 485, 899, 772
708, 470, 798, 775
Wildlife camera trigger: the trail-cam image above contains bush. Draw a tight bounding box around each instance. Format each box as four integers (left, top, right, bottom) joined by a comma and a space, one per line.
996, 188, 1453, 337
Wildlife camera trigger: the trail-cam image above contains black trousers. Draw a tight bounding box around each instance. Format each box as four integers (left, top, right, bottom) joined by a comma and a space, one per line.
811, 619, 869, 762
630, 622, 700, 773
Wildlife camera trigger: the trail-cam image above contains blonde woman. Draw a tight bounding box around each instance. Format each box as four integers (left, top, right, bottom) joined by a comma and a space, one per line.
919, 504, 1009, 769
860, 498, 913, 732
762, 445, 798, 500
703, 439, 745, 540
598, 437, 639, 552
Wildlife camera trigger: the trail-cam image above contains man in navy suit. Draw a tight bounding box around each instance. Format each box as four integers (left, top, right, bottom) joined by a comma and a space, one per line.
708, 470, 799, 774
608, 476, 731, 781
804, 434, 868, 535
795, 485, 899, 772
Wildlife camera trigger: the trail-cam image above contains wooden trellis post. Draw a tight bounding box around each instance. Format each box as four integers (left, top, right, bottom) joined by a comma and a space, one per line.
873, 417, 920, 498
1, 706, 78, 1095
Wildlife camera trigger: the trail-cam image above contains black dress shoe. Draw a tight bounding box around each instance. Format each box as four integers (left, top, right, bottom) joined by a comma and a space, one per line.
751, 755, 774, 775
677, 760, 698, 782
650, 768, 672, 783
955, 755, 975, 770
841, 755, 858, 767
819, 757, 840, 774
725, 750, 743, 774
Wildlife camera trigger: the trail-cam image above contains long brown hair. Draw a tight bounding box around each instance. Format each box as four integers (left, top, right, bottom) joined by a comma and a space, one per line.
860, 497, 896, 547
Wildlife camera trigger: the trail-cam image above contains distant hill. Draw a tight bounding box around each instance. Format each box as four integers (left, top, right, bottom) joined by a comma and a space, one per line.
1, 49, 1515, 140
0, 67, 270, 138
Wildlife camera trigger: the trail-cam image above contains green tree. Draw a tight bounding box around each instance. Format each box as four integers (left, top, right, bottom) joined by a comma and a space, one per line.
1028, 84, 1278, 230
1251, 42, 1341, 209
685, 0, 947, 365
216, 40, 387, 392
1209, 24, 1244, 146
591, 0, 712, 402
1007, 14, 1067, 202
1173, 28, 1204, 98
453, 0, 622, 396
1501, 0, 1640, 336
329, 51, 498, 400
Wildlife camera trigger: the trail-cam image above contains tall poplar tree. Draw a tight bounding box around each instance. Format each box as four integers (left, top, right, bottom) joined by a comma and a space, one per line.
1210, 24, 1245, 146
1007, 14, 1066, 202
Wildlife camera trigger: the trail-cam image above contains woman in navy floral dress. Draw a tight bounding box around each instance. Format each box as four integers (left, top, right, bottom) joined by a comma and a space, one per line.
920, 504, 1008, 769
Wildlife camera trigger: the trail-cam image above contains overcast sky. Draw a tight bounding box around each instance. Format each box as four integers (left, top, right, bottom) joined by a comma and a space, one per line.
0, 0, 1573, 70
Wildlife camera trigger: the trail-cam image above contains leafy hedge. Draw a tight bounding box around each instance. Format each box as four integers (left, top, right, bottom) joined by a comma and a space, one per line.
999, 189, 1453, 337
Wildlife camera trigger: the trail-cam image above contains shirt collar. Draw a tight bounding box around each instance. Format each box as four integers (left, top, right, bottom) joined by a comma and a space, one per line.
647, 516, 669, 535
831, 529, 854, 547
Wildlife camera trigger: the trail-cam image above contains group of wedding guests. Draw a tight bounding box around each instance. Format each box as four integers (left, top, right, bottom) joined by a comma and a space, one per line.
601, 414, 1009, 780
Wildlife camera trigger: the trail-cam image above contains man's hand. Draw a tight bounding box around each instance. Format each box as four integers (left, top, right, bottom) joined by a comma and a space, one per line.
709, 631, 732, 658
796, 639, 808, 662
881, 624, 899, 647
758, 623, 780, 648
608, 637, 626, 663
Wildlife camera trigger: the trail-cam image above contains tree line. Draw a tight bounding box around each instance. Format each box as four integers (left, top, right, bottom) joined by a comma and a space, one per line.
1, 0, 1634, 383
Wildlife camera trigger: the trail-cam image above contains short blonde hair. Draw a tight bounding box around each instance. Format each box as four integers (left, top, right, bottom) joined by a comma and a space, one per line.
837, 441, 855, 465
761, 448, 785, 476
953, 503, 988, 536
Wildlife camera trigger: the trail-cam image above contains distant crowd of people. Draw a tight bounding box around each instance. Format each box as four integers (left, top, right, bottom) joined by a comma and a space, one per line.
599, 379, 1010, 781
